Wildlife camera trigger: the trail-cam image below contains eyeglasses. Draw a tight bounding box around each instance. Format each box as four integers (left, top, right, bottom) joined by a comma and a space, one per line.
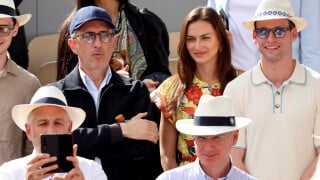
254, 27, 291, 39
0, 26, 14, 37
193, 134, 227, 145
73, 31, 114, 44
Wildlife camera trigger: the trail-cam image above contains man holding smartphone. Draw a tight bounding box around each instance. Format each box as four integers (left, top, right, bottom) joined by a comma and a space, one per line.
0, 86, 108, 180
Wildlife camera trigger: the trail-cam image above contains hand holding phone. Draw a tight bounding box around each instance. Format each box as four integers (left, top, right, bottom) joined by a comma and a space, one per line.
41, 134, 74, 173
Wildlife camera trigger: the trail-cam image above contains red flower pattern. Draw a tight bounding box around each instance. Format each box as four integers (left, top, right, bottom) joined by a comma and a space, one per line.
185, 139, 194, 147
185, 85, 202, 105
211, 86, 221, 96
184, 107, 195, 115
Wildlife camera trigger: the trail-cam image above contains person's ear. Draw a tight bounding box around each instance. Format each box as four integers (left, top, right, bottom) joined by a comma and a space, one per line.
11, 23, 19, 37
252, 31, 258, 44
111, 37, 116, 50
68, 121, 73, 132
25, 123, 33, 141
291, 28, 298, 41
68, 38, 78, 55
232, 130, 239, 146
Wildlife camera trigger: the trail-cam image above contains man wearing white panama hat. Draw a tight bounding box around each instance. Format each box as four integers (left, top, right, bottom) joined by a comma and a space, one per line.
224, 0, 320, 179
0, 0, 40, 165
208, 0, 320, 73
0, 86, 107, 180
157, 95, 255, 179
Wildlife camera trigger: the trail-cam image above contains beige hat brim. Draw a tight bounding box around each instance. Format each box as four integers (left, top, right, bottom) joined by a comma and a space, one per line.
176, 117, 251, 136
243, 16, 307, 32
12, 103, 85, 132
0, 13, 31, 26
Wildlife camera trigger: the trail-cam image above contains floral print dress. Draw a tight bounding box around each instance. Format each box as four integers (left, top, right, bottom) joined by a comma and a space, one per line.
153, 76, 221, 166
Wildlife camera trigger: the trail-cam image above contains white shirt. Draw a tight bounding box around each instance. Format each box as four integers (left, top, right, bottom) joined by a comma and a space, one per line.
0, 154, 108, 180
207, 0, 260, 71
224, 62, 320, 180
157, 158, 256, 180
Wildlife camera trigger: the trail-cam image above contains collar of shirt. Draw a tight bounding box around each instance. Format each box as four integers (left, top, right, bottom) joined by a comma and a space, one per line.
196, 157, 236, 180
0, 57, 17, 78
79, 66, 112, 111
0, 67, 5, 77
251, 60, 307, 86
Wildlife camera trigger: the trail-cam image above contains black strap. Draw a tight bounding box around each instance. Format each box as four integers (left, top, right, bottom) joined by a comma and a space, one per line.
0, 5, 16, 16
33, 97, 66, 106
194, 116, 236, 126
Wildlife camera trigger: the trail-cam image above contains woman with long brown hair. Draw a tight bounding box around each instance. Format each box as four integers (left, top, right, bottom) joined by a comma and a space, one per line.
152, 6, 237, 171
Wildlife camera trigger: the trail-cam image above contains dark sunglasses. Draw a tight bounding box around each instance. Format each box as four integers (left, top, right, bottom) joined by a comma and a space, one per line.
254, 27, 291, 39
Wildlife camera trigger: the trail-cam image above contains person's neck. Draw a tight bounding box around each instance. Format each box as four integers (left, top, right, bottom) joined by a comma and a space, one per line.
81, 67, 107, 89
195, 62, 219, 86
0, 53, 8, 71
95, 0, 120, 24
260, 57, 296, 88
201, 159, 231, 179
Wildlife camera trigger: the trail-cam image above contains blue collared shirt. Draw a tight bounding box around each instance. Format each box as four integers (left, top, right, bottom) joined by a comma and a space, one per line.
156, 158, 256, 180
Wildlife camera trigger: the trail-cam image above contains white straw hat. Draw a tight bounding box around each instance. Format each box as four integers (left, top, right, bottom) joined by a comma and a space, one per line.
0, 0, 31, 26
12, 86, 85, 131
243, 0, 307, 32
313, 135, 320, 139
176, 95, 251, 136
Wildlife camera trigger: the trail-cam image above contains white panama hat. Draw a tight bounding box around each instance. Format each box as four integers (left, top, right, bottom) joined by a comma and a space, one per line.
0, 0, 31, 26
12, 86, 86, 132
243, 0, 307, 32
176, 95, 251, 136
313, 135, 320, 139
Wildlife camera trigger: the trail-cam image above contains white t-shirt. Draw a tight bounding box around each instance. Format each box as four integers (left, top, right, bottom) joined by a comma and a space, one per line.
228, 0, 261, 71
0, 154, 108, 180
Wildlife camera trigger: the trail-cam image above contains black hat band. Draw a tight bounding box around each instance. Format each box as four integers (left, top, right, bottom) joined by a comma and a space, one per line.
33, 97, 66, 106
194, 116, 236, 126
0, 5, 16, 16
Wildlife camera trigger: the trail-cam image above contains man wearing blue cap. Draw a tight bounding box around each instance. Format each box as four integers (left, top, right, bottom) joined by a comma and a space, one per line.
51, 6, 160, 180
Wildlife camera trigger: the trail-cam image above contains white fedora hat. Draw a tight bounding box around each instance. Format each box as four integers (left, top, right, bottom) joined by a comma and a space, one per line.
0, 0, 31, 26
176, 95, 251, 136
243, 0, 307, 32
12, 86, 85, 132
313, 135, 320, 139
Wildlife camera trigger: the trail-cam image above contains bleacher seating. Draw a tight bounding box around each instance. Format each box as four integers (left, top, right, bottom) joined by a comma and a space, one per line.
28, 34, 59, 85
168, 31, 179, 74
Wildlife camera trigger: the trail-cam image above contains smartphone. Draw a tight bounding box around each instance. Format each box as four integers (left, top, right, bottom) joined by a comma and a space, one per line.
41, 134, 74, 173
219, 9, 229, 30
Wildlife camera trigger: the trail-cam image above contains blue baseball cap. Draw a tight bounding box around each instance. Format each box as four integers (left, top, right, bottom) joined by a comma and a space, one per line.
69, 6, 115, 35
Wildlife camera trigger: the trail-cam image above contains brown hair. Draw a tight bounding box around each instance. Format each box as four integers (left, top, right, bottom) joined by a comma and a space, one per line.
165, 7, 236, 113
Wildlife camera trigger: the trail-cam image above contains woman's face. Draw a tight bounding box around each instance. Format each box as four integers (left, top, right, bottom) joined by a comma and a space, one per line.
186, 20, 221, 66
